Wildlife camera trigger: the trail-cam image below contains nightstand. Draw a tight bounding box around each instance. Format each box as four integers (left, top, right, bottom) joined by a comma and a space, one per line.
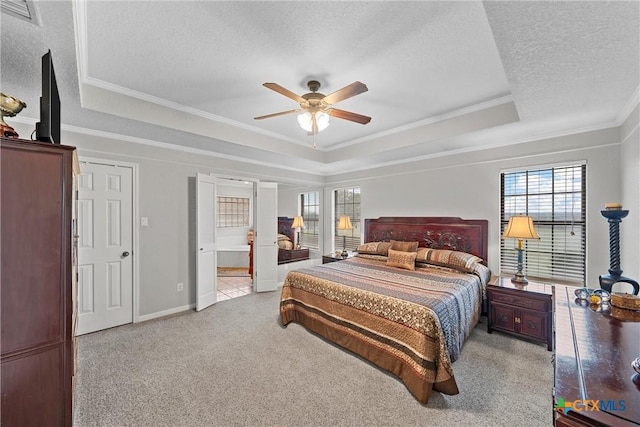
322, 253, 352, 264
487, 276, 554, 351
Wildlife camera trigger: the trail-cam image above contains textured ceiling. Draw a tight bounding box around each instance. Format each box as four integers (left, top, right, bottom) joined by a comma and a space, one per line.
1, 1, 638, 177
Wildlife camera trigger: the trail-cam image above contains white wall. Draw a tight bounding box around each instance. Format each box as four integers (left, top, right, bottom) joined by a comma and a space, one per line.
322, 127, 624, 287
10, 122, 322, 318
620, 105, 640, 286
12, 113, 635, 321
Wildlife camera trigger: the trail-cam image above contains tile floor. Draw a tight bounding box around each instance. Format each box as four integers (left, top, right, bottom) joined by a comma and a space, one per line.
217, 275, 253, 302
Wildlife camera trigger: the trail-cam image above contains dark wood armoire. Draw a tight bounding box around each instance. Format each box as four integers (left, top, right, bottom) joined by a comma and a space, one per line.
1, 137, 78, 426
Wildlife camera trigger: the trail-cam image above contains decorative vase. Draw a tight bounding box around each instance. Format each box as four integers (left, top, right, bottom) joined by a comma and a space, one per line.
0, 93, 27, 138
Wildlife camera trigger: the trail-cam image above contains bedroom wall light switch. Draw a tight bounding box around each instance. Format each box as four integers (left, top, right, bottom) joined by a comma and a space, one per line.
141, 217, 148, 227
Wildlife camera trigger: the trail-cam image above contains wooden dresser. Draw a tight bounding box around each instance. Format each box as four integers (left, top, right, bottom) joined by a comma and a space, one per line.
554, 285, 640, 426
1, 138, 78, 426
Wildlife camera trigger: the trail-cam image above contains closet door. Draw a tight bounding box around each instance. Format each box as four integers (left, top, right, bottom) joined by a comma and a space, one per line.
76, 161, 134, 335
196, 174, 217, 311
254, 182, 277, 292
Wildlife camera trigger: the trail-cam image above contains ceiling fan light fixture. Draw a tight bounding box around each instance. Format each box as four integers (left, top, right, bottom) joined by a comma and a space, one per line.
297, 111, 330, 133
316, 112, 330, 131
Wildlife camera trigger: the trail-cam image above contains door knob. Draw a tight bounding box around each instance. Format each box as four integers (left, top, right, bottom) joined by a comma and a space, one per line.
122, 251, 130, 257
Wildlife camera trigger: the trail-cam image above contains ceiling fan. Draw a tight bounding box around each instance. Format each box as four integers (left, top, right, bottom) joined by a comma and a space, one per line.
254, 80, 371, 136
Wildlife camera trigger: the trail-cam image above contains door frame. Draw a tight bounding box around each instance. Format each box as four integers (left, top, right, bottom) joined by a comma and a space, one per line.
78, 156, 140, 323
214, 174, 277, 291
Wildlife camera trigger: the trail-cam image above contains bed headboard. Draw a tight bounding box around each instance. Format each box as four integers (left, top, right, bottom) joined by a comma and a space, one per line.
364, 217, 489, 263
277, 216, 295, 241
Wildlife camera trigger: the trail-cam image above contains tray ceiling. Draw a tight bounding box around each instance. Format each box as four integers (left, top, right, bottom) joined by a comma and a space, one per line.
1, 1, 638, 176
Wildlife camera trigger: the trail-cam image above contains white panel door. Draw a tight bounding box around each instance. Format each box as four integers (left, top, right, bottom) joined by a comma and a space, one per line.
254, 182, 278, 292
77, 162, 133, 335
196, 173, 217, 311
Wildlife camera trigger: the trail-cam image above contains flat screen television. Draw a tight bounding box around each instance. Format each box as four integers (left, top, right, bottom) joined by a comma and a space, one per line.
35, 50, 60, 144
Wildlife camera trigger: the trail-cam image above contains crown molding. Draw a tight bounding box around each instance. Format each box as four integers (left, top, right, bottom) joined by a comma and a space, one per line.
617, 85, 639, 125
325, 94, 516, 151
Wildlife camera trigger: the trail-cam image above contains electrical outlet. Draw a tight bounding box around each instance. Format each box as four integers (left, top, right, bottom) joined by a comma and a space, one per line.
177, 283, 184, 292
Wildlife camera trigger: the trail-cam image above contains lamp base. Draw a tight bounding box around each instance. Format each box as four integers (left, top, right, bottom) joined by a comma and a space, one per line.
511, 246, 528, 285
511, 272, 528, 285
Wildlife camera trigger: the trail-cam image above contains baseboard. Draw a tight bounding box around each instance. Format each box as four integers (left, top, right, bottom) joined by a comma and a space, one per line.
136, 303, 195, 323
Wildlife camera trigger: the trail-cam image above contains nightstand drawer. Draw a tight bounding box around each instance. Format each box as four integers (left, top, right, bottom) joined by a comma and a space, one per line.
488, 291, 550, 312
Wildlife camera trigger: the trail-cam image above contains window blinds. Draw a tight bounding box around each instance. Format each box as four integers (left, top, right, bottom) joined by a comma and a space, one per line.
300, 192, 320, 249
500, 164, 586, 285
335, 187, 361, 251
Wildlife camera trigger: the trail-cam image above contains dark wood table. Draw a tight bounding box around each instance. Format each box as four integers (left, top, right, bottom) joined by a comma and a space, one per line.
487, 276, 554, 350
554, 285, 640, 426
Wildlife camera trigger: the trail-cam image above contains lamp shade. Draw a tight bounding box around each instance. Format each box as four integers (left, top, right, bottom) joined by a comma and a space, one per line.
337, 215, 353, 231
291, 216, 304, 229
297, 111, 330, 133
502, 215, 540, 239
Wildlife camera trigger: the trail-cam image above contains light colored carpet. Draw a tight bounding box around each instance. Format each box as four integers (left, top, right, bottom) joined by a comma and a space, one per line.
74, 290, 553, 427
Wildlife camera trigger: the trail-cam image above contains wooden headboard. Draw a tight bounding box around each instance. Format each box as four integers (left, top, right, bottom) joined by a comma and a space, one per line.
364, 217, 489, 263
277, 216, 295, 241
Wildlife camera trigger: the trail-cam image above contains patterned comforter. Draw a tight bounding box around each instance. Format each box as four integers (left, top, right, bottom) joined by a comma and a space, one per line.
279, 255, 487, 404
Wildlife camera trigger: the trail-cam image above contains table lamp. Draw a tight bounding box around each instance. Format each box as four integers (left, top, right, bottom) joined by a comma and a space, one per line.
502, 214, 539, 285
291, 216, 304, 249
337, 215, 353, 257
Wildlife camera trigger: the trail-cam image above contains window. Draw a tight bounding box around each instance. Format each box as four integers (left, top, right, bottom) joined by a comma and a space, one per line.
334, 187, 361, 251
299, 191, 319, 249
501, 164, 586, 285
216, 196, 250, 227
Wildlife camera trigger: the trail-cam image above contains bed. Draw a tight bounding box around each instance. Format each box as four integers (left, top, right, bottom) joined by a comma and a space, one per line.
279, 216, 490, 404
277, 216, 309, 264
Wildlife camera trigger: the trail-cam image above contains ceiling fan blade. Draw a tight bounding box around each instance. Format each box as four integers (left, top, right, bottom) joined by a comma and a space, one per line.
327, 108, 371, 125
262, 83, 305, 103
322, 81, 368, 105
254, 109, 302, 120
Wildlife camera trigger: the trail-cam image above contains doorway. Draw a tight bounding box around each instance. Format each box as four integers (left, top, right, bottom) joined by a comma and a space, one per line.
196, 175, 277, 311
215, 178, 254, 301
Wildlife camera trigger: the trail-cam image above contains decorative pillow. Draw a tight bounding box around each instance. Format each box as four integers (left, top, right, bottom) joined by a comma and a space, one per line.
386, 248, 417, 271
277, 233, 291, 241
278, 239, 294, 250
390, 240, 419, 252
356, 241, 391, 256
415, 248, 482, 273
